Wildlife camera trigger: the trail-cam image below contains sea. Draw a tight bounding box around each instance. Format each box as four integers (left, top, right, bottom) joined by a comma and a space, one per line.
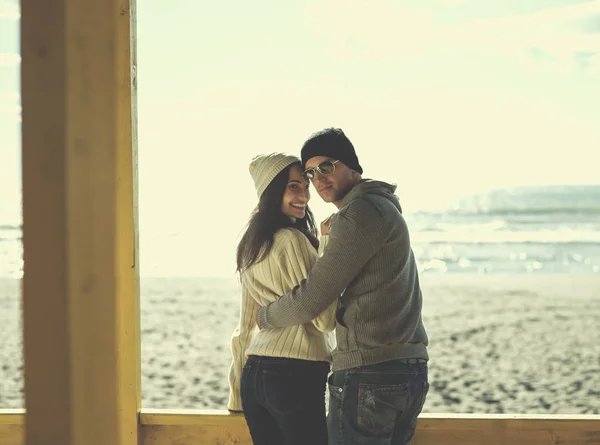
1, 184, 599, 278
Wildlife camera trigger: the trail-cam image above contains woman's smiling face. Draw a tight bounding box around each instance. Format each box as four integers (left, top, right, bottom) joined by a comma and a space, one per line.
280, 164, 310, 219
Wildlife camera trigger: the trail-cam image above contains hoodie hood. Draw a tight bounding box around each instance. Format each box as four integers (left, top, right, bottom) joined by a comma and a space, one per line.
339, 179, 403, 213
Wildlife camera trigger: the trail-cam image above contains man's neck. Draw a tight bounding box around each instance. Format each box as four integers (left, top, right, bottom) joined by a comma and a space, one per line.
333, 178, 362, 208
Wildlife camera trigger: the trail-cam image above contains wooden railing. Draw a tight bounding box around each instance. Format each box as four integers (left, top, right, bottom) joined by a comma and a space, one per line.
2, 409, 600, 445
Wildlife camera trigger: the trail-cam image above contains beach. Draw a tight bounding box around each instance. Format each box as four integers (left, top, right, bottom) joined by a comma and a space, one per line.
1, 273, 598, 414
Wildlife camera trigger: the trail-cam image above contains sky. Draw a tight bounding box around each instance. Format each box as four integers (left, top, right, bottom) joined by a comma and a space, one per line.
1, 0, 599, 276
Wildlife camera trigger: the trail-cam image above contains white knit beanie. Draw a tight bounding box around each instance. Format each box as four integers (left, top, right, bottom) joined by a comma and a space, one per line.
249, 153, 300, 199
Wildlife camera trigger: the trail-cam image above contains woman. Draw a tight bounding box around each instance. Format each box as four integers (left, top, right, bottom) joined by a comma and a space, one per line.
228, 152, 337, 445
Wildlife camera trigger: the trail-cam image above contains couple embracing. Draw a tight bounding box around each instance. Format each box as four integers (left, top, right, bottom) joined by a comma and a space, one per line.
228, 128, 429, 445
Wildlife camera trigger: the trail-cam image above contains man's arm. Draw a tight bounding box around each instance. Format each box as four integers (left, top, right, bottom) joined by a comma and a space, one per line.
258, 197, 389, 329
276, 229, 337, 333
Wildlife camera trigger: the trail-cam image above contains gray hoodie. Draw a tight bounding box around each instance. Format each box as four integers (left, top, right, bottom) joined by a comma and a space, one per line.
258, 179, 429, 371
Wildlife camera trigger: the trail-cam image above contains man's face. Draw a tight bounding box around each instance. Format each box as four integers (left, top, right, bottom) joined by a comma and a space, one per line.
304, 156, 356, 204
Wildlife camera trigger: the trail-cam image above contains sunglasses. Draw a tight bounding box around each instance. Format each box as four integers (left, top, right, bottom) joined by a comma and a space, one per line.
302, 160, 340, 182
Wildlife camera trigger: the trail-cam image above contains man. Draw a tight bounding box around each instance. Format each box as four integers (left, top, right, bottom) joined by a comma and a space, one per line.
257, 127, 429, 445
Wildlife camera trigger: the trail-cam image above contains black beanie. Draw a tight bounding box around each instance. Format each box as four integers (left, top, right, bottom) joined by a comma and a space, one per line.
301, 128, 363, 174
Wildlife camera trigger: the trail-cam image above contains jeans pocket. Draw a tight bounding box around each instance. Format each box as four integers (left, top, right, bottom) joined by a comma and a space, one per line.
356, 382, 410, 438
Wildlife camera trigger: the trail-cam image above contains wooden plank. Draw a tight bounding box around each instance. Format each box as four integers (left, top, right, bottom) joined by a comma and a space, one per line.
1, 411, 599, 444
0, 425, 24, 445
414, 414, 600, 445
20, 0, 139, 442
115, 1, 141, 444
140, 411, 252, 445
0, 411, 24, 445
138, 411, 600, 445
0, 410, 25, 424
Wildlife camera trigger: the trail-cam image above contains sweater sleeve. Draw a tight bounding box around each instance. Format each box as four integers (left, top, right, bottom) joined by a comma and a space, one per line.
258, 198, 389, 329
276, 230, 337, 333
227, 285, 257, 411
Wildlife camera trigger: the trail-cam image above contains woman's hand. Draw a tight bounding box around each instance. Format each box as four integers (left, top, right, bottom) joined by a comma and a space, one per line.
321, 214, 335, 236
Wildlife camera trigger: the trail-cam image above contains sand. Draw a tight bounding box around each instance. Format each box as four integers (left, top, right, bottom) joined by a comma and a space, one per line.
1, 274, 599, 414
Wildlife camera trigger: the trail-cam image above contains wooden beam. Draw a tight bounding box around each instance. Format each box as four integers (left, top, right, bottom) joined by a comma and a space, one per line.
2, 411, 600, 444
116, 0, 141, 442
20, 0, 139, 443
0, 411, 24, 445
414, 414, 600, 445
140, 410, 252, 445
138, 411, 600, 445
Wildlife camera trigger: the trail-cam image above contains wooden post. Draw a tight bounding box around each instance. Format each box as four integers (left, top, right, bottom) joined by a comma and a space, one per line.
20, 0, 140, 443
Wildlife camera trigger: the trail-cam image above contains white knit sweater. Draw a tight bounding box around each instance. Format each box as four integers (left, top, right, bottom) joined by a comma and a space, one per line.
227, 228, 337, 411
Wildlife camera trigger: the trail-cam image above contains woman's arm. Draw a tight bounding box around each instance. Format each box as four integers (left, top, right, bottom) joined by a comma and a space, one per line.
227, 285, 257, 412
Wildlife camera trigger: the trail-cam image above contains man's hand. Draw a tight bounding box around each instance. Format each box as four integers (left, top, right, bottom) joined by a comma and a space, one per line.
321, 214, 335, 236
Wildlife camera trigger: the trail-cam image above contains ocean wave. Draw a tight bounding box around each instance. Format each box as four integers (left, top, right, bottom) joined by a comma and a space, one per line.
478, 208, 599, 216
417, 220, 508, 232
417, 207, 600, 217
0, 224, 20, 231
410, 185, 600, 217
412, 229, 600, 244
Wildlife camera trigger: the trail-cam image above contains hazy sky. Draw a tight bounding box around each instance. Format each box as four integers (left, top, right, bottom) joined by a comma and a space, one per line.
1, 0, 599, 275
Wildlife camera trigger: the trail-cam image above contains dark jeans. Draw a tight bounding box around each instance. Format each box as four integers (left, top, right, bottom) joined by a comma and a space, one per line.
240, 355, 330, 445
327, 358, 429, 445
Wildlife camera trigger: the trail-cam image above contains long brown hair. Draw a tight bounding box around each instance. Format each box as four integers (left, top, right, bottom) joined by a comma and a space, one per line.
236, 162, 319, 273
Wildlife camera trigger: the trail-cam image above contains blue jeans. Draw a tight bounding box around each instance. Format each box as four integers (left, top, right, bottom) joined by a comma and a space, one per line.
327, 358, 429, 445
241, 355, 330, 445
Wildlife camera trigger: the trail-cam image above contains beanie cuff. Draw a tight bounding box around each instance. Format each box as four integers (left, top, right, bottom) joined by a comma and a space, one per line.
250, 153, 300, 199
